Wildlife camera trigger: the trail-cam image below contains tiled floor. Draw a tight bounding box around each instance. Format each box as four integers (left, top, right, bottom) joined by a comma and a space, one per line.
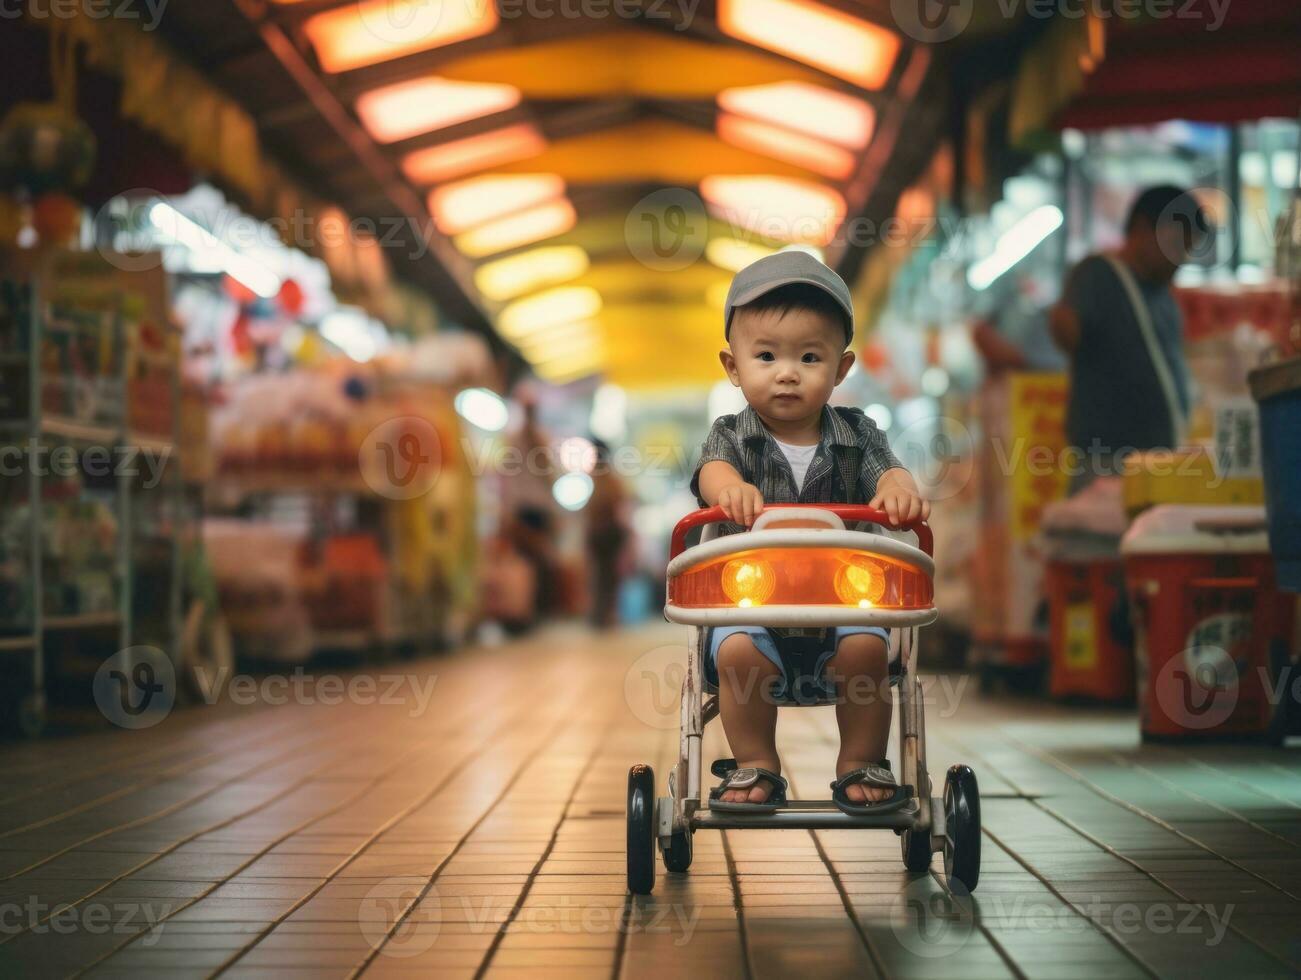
1, 621, 1299, 978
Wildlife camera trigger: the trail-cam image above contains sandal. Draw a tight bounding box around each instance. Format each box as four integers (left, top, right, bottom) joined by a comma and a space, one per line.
709, 766, 788, 813
830, 762, 911, 815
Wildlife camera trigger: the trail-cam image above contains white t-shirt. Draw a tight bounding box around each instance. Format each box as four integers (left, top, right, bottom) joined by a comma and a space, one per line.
773, 438, 818, 493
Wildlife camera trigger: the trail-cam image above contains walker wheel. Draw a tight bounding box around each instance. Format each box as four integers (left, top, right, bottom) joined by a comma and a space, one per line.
900, 819, 932, 872
626, 764, 656, 895
943, 764, 980, 893
662, 829, 693, 873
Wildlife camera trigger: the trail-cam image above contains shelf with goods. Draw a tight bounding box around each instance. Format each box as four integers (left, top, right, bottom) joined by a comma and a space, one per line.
0, 248, 182, 735
204, 367, 478, 661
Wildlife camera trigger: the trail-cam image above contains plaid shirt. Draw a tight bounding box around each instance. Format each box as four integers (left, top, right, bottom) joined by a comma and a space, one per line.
689, 405, 902, 520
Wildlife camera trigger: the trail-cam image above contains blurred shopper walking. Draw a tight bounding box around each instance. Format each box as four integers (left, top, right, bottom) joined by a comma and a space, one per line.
585, 438, 631, 629
1050, 186, 1209, 491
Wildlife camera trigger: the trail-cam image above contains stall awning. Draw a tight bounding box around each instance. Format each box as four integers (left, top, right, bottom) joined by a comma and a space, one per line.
1011, 0, 1301, 146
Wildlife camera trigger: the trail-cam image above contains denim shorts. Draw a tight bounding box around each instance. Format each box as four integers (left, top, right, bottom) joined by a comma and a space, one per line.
705, 625, 892, 703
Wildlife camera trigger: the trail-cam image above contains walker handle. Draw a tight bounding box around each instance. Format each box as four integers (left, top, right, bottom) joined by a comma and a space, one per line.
669, 504, 933, 560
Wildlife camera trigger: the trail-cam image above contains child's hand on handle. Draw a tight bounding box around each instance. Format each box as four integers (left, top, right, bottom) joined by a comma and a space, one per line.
869, 468, 931, 527
718, 482, 765, 527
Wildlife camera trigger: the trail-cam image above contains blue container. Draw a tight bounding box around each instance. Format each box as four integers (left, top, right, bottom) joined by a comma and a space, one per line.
1250, 356, 1301, 592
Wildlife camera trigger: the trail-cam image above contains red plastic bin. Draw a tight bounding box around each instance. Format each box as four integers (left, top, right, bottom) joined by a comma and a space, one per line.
1121, 506, 1296, 741
1046, 558, 1134, 702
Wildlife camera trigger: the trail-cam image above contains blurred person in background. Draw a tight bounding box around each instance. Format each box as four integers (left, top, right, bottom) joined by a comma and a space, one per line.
1050, 185, 1209, 492
501, 395, 562, 623
585, 438, 632, 629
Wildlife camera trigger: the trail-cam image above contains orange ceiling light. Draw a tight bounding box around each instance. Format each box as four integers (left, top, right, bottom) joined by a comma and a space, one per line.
717, 81, 875, 150
700, 176, 846, 246
302, 0, 498, 73
355, 77, 520, 143
429, 174, 566, 235
474, 246, 589, 301
716, 114, 856, 180
716, 0, 900, 90
499, 286, 603, 338
452, 199, 577, 258
401, 124, 545, 184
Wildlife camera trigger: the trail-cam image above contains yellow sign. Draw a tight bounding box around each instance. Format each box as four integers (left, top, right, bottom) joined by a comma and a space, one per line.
1009, 373, 1069, 541
1064, 601, 1096, 670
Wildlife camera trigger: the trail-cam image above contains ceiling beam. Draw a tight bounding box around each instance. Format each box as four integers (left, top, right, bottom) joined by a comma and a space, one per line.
228, 0, 496, 333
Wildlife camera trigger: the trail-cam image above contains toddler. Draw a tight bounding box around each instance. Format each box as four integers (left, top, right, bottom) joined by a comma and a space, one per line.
690, 251, 929, 813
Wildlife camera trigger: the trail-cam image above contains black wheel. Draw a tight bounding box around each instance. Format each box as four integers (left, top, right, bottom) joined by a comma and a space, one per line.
943, 764, 980, 893
900, 821, 932, 871
626, 764, 656, 894
662, 829, 693, 873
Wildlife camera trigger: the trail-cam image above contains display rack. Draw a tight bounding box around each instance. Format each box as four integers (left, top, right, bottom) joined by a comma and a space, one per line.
203, 373, 476, 661
0, 250, 181, 735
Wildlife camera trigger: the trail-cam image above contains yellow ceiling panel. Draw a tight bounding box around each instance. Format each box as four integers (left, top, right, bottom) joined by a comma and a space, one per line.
435, 29, 834, 99
591, 302, 725, 389
488, 119, 821, 183
572, 261, 731, 302
476, 212, 790, 265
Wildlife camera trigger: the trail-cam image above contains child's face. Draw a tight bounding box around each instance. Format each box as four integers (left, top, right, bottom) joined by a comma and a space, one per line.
720, 305, 854, 428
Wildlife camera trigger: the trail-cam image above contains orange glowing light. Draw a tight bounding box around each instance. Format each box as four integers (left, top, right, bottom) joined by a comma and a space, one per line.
303, 0, 498, 73
717, 0, 900, 90
700, 176, 846, 246
833, 556, 887, 606
670, 548, 931, 610
721, 559, 776, 606
355, 77, 520, 143
717, 82, 875, 150
401, 125, 545, 184
452, 199, 577, 258
429, 174, 566, 235
716, 114, 856, 180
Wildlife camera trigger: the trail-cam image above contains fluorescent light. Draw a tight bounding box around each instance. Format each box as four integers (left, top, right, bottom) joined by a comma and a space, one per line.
779, 243, 825, 262
401, 124, 545, 185
474, 246, 590, 302
865, 403, 893, 431
700, 176, 845, 246
513, 322, 602, 358
705, 237, 776, 273
967, 205, 1064, 290
453, 199, 576, 258
718, 82, 875, 150
590, 383, 627, 442
148, 201, 281, 298
716, 113, 856, 179
429, 174, 566, 235
303, 0, 498, 73
717, 0, 900, 89
553, 472, 594, 511
921, 366, 950, 398
320, 308, 382, 362
356, 77, 520, 143
499, 286, 602, 338
557, 436, 597, 474
454, 387, 509, 432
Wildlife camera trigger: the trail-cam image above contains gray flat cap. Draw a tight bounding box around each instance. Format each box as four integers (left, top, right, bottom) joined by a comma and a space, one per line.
723, 250, 854, 343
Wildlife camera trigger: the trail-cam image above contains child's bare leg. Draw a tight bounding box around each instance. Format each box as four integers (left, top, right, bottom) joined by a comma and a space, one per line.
716, 633, 782, 804
825, 633, 892, 803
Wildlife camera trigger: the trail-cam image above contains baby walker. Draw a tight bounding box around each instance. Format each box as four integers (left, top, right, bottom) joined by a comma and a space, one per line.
627, 503, 981, 895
